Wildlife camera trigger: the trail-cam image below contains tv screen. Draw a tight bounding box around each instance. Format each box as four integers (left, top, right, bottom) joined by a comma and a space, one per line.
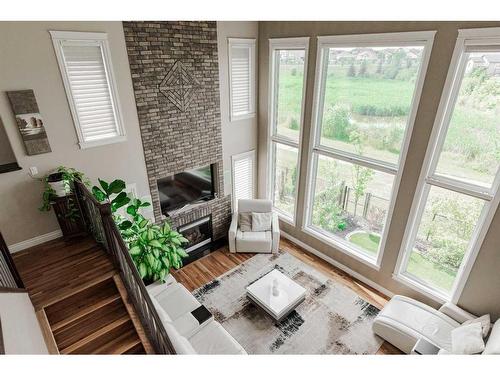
157, 164, 215, 214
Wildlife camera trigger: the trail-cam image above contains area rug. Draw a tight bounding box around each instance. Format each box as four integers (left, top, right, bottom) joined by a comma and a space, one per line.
192, 251, 383, 354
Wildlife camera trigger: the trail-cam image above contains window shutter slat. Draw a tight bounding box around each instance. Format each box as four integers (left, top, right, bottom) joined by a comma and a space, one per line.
60, 42, 120, 142
229, 41, 255, 120
233, 154, 255, 205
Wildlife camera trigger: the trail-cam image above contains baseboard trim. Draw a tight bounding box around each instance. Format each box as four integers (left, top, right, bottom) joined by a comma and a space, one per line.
8, 230, 63, 254
280, 230, 394, 299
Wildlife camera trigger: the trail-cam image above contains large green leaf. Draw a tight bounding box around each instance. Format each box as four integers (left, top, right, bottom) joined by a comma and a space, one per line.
129, 246, 142, 256
118, 220, 133, 230
98, 179, 109, 194
92, 186, 107, 202
111, 192, 130, 212
138, 263, 147, 279
149, 239, 162, 248
108, 179, 126, 194
176, 248, 188, 258
126, 205, 137, 216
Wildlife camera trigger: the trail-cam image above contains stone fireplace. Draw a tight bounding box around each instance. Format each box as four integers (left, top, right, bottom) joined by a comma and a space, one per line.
123, 21, 231, 242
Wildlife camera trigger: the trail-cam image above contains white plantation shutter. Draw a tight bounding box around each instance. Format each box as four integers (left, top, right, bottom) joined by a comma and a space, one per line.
51, 32, 125, 148
232, 151, 256, 209
228, 39, 256, 121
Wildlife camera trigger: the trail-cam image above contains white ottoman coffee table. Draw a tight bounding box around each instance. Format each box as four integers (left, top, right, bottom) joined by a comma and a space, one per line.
246, 269, 306, 322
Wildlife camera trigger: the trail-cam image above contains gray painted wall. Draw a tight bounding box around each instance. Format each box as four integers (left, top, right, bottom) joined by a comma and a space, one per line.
0, 21, 150, 246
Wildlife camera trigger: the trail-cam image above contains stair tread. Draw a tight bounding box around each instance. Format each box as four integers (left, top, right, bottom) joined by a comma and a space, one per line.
61, 315, 131, 354
51, 293, 122, 331
55, 299, 129, 350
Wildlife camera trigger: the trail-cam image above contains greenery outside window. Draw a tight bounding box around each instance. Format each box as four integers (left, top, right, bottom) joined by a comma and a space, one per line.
396, 28, 500, 302
305, 32, 435, 267
268, 38, 309, 223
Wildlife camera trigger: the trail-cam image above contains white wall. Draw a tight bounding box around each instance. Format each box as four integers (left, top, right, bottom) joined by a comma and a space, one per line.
0, 22, 150, 246
216, 22, 259, 201
0, 292, 48, 354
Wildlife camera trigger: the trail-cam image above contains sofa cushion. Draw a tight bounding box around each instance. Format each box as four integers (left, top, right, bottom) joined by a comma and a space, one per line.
239, 212, 252, 232
462, 314, 491, 338
163, 321, 196, 354
189, 321, 246, 354
155, 283, 201, 321
251, 212, 272, 232
151, 297, 172, 323
236, 229, 272, 253
483, 319, 500, 355
451, 322, 485, 354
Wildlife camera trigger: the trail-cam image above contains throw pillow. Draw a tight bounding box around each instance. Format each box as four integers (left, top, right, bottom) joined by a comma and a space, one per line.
462, 314, 491, 338
451, 322, 485, 354
251, 212, 272, 232
239, 212, 252, 232
483, 319, 500, 355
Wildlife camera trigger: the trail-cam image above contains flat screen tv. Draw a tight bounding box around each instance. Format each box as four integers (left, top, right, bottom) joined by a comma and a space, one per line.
157, 164, 215, 214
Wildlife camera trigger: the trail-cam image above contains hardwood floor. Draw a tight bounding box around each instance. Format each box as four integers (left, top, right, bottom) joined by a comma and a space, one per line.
173, 238, 402, 354
12, 235, 401, 354
13, 236, 151, 354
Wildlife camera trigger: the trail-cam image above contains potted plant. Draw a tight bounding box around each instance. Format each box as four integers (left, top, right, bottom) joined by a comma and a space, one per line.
92, 178, 188, 284
39, 166, 89, 213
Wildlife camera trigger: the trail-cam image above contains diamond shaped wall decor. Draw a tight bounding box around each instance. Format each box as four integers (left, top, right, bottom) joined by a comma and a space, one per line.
159, 60, 201, 112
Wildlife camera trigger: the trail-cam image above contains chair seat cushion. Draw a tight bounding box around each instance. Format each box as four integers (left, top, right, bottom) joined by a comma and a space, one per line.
372, 295, 460, 353
189, 321, 247, 354
236, 229, 272, 253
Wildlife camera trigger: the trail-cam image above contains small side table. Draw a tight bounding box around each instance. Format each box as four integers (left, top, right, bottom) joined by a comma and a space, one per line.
51, 194, 86, 240
411, 337, 441, 355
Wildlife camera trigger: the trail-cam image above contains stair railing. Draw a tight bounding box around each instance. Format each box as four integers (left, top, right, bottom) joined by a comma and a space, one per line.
0, 232, 24, 289
74, 180, 175, 354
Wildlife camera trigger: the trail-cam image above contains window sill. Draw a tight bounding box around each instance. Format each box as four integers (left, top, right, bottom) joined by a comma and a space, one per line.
230, 112, 256, 122
302, 225, 381, 271
392, 272, 448, 304
274, 208, 295, 227
79, 135, 127, 149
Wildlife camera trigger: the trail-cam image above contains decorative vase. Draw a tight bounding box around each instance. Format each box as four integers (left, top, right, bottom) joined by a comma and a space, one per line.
272, 278, 280, 296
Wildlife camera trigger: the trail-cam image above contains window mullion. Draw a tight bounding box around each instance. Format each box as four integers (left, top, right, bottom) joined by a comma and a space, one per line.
313, 146, 398, 175
426, 174, 493, 201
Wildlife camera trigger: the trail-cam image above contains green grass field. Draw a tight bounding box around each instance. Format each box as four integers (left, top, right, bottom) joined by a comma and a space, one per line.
347, 231, 456, 291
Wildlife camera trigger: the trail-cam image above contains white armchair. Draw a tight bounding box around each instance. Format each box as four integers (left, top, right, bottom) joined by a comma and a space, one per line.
228, 199, 280, 254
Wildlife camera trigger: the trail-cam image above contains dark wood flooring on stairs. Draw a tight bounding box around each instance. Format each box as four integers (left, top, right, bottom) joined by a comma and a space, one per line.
12, 236, 152, 354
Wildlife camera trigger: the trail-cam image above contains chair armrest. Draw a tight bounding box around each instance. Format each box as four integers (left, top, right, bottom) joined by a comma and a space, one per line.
228, 213, 238, 253
271, 212, 280, 254
439, 302, 477, 324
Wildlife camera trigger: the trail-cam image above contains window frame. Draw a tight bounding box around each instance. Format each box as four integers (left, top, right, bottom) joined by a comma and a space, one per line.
231, 149, 257, 210
50, 31, 126, 149
303, 31, 436, 269
228, 38, 256, 122
267, 37, 310, 225
395, 27, 500, 303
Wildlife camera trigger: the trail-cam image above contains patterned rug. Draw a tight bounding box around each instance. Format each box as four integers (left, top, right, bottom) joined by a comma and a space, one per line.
192, 251, 383, 354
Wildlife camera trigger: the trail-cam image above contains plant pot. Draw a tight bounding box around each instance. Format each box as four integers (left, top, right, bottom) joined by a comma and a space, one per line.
47, 172, 71, 197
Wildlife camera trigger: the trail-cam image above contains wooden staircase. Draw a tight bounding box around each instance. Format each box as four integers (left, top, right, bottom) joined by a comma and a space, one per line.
12, 237, 153, 354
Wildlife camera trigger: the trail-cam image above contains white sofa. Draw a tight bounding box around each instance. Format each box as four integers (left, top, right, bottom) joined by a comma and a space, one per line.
228, 199, 280, 254
372, 295, 500, 354
147, 275, 246, 354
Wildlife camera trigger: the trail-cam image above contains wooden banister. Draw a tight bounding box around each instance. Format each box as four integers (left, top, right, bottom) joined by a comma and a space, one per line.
74, 180, 175, 354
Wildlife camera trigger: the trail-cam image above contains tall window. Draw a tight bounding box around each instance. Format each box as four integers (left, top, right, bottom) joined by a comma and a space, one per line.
228, 38, 256, 121
268, 38, 309, 223
231, 150, 256, 209
50, 31, 125, 149
396, 28, 500, 301
305, 32, 435, 266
